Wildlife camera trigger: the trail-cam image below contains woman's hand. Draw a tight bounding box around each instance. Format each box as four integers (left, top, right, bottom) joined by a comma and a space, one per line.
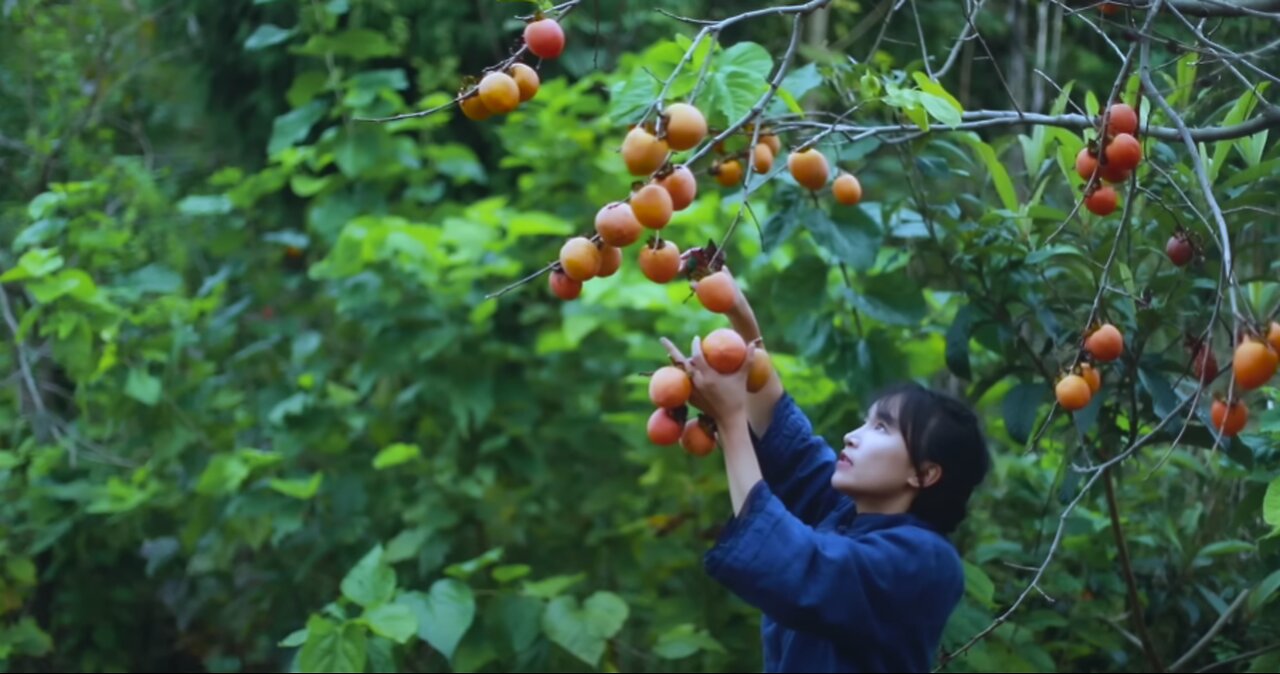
690, 265, 762, 344
660, 334, 757, 423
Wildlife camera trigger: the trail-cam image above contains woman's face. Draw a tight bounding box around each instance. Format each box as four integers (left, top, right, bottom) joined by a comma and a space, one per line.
831, 398, 938, 506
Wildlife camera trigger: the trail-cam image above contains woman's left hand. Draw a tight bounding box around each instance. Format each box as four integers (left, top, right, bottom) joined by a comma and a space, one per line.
660, 334, 756, 422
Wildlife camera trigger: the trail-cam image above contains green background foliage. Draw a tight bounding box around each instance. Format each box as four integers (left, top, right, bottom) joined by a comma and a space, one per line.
1, 0, 1278, 672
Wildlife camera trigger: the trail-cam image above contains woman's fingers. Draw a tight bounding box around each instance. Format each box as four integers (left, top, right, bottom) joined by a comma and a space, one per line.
660, 337, 690, 369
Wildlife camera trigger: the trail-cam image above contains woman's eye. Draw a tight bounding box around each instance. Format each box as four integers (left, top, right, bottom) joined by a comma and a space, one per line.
876, 422, 886, 431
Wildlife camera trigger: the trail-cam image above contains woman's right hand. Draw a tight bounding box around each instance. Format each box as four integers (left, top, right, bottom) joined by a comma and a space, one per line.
693, 265, 762, 344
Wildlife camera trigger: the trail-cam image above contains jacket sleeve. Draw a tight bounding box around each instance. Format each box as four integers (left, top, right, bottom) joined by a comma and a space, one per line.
749, 392, 843, 525
703, 481, 950, 641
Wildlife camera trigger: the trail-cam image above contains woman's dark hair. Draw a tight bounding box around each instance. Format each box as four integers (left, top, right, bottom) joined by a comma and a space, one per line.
870, 381, 991, 535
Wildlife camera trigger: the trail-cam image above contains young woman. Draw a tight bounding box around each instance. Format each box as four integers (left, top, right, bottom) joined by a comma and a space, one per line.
662, 270, 991, 673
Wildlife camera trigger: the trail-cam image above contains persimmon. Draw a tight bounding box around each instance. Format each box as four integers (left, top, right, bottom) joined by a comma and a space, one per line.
595, 202, 642, 247
1100, 3, 1120, 16
549, 270, 582, 300
597, 245, 622, 278
1075, 148, 1098, 181
753, 143, 774, 173
761, 131, 781, 155
649, 366, 692, 409
658, 165, 697, 211
647, 408, 683, 445
1107, 103, 1138, 136
788, 148, 830, 190
524, 18, 565, 59
1166, 234, 1192, 266
460, 94, 492, 121
1193, 343, 1218, 383
631, 184, 673, 229
1105, 133, 1142, 172
663, 103, 707, 151
715, 159, 742, 187
1100, 162, 1130, 184
509, 63, 539, 102
1211, 398, 1248, 437
681, 418, 717, 456
559, 237, 601, 281
1232, 338, 1277, 390
695, 271, 736, 314
1080, 363, 1101, 393
833, 173, 863, 205
1085, 323, 1124, 362
703, 328, 747, 374
479, 72, 520, 114
1085, 186, 1118, 216
639, 239, 682, 283
747, 348, 773, 393
622, 127, 668, 176
1056, 375, 1092, 411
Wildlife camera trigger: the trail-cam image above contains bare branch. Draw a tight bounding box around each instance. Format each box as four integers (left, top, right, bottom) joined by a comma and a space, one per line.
1084, 0, 1280, 18
1170, 588, 1252, 671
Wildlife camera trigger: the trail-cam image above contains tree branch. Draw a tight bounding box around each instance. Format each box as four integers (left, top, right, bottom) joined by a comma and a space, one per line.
1170, 588, 1252, 671
1089, 0, 1280, 18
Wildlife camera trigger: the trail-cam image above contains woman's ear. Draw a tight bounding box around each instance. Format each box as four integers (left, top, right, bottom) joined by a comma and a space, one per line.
908, 462, 943, 489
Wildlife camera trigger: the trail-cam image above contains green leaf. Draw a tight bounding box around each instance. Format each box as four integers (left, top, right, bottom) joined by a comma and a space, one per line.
719, 41, 772, 75
762, 188, 805, 252
177, 195, 233, 216
366, 636, 396, 674
269, 472, 323, 500
372, 443, 421, 470
912, 71, 964, 113
402, 580, 475, 661
364, 604, 417, 644
962, 561, 995, 608
125, 369, 162, 406
848, 274, 926, 326
522, 573, 585, 599
27, 191, 65, 219
775, 88, 803, 115
779, 62, 822, 102
918, 92, 962, 128
279, 628, 309, 648
245, 24, 296, 50
1247, 568, 1280, 615
0, 247, 63, 282
299, 616, 367, 673
705, 69, 766, 128
653, 623, 726, 660
945, 305, 975, 380
269, 100, 328, 156
1195, 540, 1255, 560
1003, 382, 1047, 444
498, 594, 544, 654
424, 144, 486, 184
384, 527, 432, 564
341, 545, 396, 609
960, 135, 1018, 211
293, 28, 400, 60
541, 592, 629, 667
808, 203, 881, 271
6, 557, 36, 586
444, 546, 504, 579
29, 269, 99, 303
1265, 476, 1280, 529
607, 69, 659, 124
196, 454, 250, 496
492, 564, 532, 583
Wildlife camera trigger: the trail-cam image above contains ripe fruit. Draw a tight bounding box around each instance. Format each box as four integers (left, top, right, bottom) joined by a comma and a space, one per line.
833, 173, 863, 205
747, 349, 773, 393
479, 72, 520, 114
1269, 322, 1280, 353
631, 184, 673, 229
597, 245, 622, 278
1107, 103, 1138, 136
559, 237, 601, 281
1105, 133, 1142, 172
639, 240, 682, 283
715, 159, 742, 187
622, 127, 668, 176
695, 271, 736, 314
1080, 363, 1101, 393
595, 202, 642, 247
1086, 323, 1124, 362
788, 148, 830, 191
647, 408, 683, 445
510, 63, 539, 102
703, 328, 748, 374
1100, 3, 1120, 16
1056, 375, 1093, 411
1075, 148, 1098, 181
753, 143, 774, 173
1211, 398, 1248, 437
1166, 234, 1193, 266
681, 418, 717, 456
460, 94, 492, 121
1193, 343, 1218, 383
1100, 162, 1131, 184
658, 165, 697, 211
549, 269, 582, 300
524, 18, 565, 59
663, 103, 707, 151
649, 366, 692, 409
1085, 186, 1118, 216
761, 131, 781, 155
1232, 338, 1278, 390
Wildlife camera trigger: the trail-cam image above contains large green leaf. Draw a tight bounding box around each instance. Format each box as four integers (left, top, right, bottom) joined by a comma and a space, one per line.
1003, 382, 1047, 444
363, 604, 417, 644
293, 28, 400, 60
299, 616, 367, 673
342, 545, 396, 609
541, 591, 629, 667
401, 580, 475, 661
269, 100, 329, 155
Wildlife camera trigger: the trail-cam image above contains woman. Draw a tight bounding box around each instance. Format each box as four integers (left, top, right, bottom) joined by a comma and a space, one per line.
662, 270, 991, 673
